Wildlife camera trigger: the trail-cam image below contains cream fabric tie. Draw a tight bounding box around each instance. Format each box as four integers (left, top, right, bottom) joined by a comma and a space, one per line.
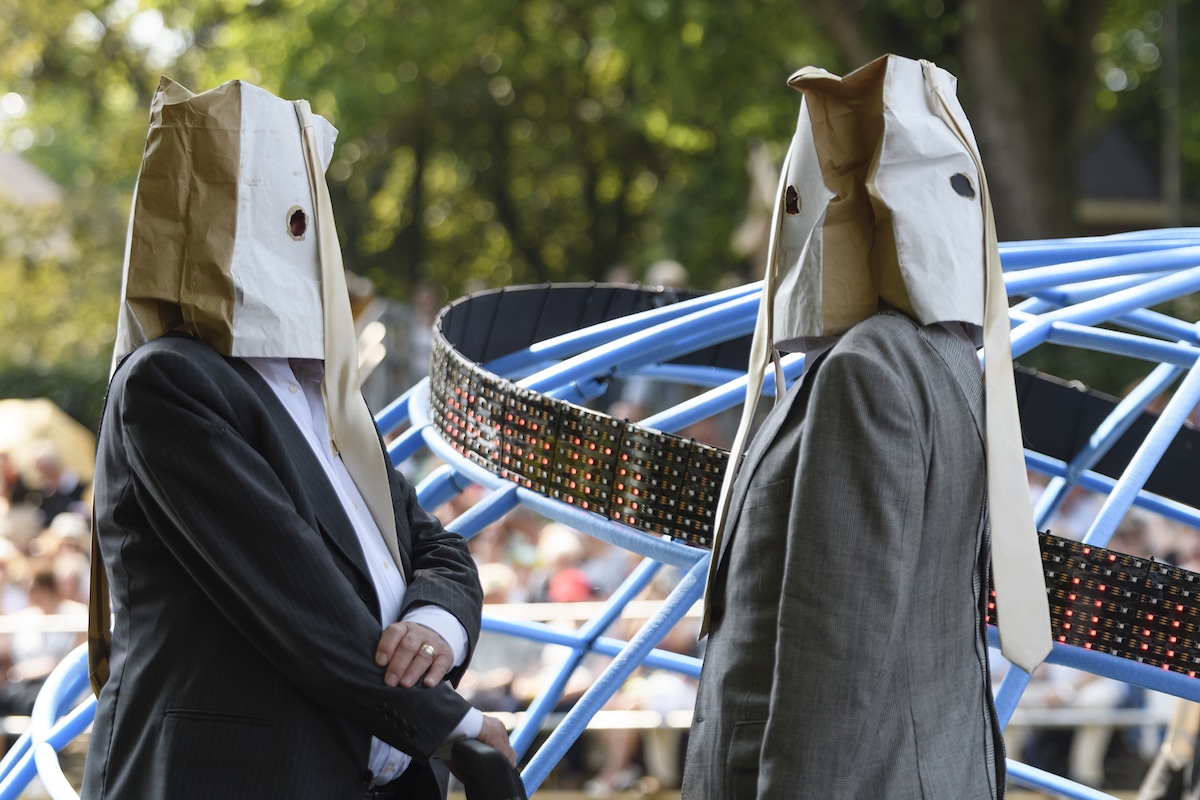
698, 134, 799, 636
922, 61, 1052, 673
294, 100, 403, 570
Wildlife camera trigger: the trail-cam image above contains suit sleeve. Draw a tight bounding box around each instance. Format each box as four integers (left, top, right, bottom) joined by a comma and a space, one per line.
758, 350, 928, 797
118, 348, 477, 760
388, 464, 481, 685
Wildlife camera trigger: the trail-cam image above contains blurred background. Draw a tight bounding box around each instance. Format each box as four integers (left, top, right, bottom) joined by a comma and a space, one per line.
2, 0, 1199, 430
5, 3, 1200, 795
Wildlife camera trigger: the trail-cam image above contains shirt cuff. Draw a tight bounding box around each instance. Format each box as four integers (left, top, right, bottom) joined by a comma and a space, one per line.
450, 706, 484, 741
401, 605, 469, 667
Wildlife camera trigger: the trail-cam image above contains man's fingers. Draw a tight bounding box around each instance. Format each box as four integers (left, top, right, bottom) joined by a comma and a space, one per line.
400, 644, 452, 688
376, 622, 409, 666
377, 623, 452, 688
476, 716, 516, 765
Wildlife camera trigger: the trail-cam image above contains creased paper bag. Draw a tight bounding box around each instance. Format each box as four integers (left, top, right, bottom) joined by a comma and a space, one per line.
704, 54, 1052, 672
114, 76, 338, 365
770, 55, 986, 352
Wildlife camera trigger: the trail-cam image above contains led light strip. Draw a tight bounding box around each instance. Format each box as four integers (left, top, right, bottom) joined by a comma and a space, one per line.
428, 284, 1200, 675
429, 284, 729, 547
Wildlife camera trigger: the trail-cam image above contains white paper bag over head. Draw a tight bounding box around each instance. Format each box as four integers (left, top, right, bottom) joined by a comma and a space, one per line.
770, 55, 985, 353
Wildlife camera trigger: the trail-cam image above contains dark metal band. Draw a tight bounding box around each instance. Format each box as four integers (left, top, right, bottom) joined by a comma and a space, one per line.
430, 284, 734, 548
990, 532, 1200, 677
428, 283, 1200, 675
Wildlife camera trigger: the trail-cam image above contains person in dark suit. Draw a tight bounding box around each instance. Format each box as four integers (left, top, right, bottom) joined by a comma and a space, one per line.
682, 56, 1051, 798
83, 78, 512, 799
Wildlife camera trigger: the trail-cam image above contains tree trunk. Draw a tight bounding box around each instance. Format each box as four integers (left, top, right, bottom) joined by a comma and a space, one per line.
959, 0, 1108, 240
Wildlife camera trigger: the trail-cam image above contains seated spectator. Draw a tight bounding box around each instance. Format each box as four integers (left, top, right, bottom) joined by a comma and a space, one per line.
0, 565, 86, 716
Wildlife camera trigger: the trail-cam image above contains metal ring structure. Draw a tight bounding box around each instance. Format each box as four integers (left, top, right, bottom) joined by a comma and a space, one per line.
10, 229, 1200, 800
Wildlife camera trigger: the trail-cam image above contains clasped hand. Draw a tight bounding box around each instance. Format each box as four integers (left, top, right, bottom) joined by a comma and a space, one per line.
375, 622, 517, 765
375, 621, 452, 688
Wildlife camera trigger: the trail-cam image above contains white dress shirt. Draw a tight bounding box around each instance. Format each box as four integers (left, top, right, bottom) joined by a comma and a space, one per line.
245, 357, 481, 785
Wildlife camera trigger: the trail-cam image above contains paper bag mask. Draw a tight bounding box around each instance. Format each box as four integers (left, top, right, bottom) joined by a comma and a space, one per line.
94, 79, 403, 696
769, 55, 985, 351
703, 54, 1052, 673
113, 76, 338, 363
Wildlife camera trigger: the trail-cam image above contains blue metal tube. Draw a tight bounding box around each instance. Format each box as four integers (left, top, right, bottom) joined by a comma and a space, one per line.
990, 630, 1200, 704
386, 419, 431, 468
1084, 357, 1200, 547
1031, 363, 1182, 535
374, 387, 414, 437
481, 616, 702, 677
1006, 759, 1121, 799
1018, 273, 1173, 308
485, 283, 761, 377
446, 485, 520, 540
414, 463, 476, 511
1000, 237, 1200, 270
1024, 450, 1200, 530
1009, 266, 1200, 357
1042, 322, 1200, 368
509, 558, 661, 759
518, 293, 761, 393
1004, 245, 1200, 291
638, 353, 806, 433
1115, 308, 1200, 344
520, 557, 708, 792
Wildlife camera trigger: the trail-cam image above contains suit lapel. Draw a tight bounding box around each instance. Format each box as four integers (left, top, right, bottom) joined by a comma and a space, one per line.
713, 351, 827, 577
227, 358, 377, 590
918, 324, 986, 448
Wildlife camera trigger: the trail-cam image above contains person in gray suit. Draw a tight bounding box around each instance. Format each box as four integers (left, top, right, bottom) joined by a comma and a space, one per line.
682, 56, 1051, 798
83, 78, 513, 799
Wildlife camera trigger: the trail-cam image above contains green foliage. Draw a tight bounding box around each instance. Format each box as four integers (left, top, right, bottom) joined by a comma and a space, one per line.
0, 0, 1194, 411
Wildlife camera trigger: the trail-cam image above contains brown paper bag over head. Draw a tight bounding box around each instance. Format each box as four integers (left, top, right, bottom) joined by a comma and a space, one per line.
113, 76, 338, 364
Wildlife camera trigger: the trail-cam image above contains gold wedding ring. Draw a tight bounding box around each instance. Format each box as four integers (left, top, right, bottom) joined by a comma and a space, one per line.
419, 643, 437, 659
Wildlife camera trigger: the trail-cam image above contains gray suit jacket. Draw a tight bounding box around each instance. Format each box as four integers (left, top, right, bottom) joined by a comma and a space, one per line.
82, 335, 483, 799
683, 313, 1004, 799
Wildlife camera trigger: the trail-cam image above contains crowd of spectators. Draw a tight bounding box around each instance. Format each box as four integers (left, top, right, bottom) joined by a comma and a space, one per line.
0, 443, 91, 751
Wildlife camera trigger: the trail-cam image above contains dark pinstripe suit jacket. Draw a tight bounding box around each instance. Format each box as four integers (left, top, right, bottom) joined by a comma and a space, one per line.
82, 335, 483, 799
683, 313, 1005, 799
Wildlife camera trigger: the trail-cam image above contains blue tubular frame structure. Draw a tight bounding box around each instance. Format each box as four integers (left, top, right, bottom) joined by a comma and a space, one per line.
8, 229, 1200, 799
